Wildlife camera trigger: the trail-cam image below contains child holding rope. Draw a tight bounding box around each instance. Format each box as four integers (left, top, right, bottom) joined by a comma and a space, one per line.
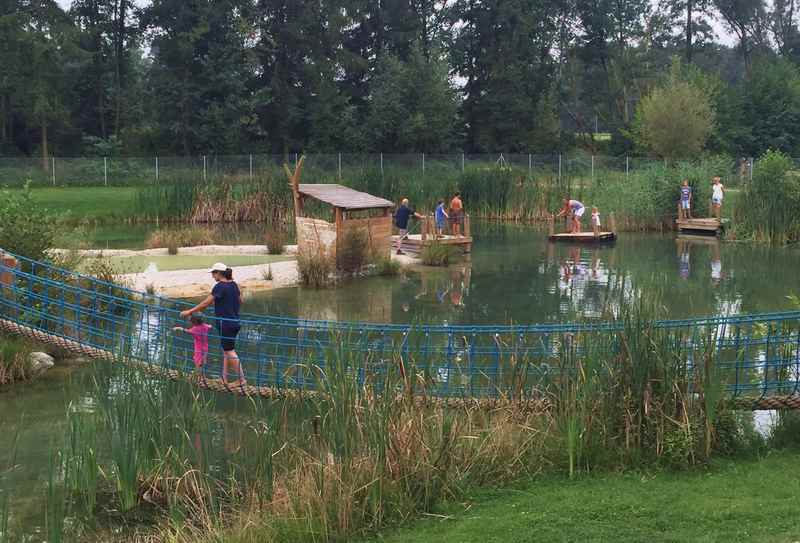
174, 314, 212, 379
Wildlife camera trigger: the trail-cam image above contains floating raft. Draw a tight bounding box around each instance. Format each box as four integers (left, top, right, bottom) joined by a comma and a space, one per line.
676, 218, 727, 235
548, 231, 617, 243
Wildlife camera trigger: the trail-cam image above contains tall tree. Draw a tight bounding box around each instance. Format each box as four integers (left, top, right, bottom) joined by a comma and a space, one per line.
712, 0, 768, 75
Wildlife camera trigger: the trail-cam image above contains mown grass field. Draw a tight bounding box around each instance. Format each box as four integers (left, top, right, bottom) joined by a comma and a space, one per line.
28, 186, 139, 220
369, 451, 800, 543
93, 254, 293, 273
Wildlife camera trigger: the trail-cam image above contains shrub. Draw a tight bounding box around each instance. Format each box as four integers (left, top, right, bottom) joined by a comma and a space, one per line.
0, 182, 59, 263
264, 228, 287, 255
734, 150, 800, 244
147, 227, 216, 253
0, 334, 33, 385
420, 242, 457, 266
338, 227, 370, 273
373, 257, 401, 276
297, 246, 335, 288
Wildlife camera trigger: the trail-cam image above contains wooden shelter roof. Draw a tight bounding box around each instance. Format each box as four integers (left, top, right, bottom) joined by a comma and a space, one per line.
297, 184, 394, 210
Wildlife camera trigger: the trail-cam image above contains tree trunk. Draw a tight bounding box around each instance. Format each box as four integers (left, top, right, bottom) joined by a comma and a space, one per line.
114, 0, 128, 137
685, 0, 693, 63
41, 121, 49, 171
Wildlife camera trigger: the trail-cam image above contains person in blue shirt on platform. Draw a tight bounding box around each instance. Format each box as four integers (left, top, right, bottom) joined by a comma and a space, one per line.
395, 198, 424, 255
435, 199, 449, 237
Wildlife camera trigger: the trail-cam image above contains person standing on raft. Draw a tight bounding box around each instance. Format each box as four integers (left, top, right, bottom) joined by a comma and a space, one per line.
711, 176, 725, 219
180, 263, 246, 388
556, 198, 586, 233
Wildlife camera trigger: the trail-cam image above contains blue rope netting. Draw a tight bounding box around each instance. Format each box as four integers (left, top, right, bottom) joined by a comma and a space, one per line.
1, 250, 799, 400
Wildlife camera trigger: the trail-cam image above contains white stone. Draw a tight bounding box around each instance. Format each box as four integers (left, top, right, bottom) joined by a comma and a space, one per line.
28, 352, 55, 373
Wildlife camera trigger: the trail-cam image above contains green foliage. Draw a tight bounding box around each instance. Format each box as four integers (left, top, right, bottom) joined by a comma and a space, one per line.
632, 59, 715, 159
420, 242, 457, 267
373, 257, 401, 277
338, 227, 370, 274
264, 228, 287, 255
734, 149, 800, 244
0, 183, 59, 262
0, 334, 33, 385
297, 246, 335, 288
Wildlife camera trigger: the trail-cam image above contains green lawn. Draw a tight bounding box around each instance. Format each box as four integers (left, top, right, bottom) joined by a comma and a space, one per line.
370, 452, 800, 543
28, 187, 139, 220
83, 254, 292, 273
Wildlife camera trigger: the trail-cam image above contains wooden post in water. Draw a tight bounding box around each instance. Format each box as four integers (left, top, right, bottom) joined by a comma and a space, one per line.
464, 214, 471, 238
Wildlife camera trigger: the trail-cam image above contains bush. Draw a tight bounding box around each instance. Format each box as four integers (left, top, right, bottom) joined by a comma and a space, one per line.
147, 227, 216, 253
297, 246, 335, 288
734, 150, 800, 244
373, 257, 401, 276
421, 242, 457, 266
338, 227, 370, 273
264, 228, 287, 255
0, 182, 60, 262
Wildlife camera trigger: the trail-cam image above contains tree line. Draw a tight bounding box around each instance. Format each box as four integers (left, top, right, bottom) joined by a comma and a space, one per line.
3, 0, 800, 162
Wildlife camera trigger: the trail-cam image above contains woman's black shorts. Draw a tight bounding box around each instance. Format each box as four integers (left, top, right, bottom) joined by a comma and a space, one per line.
217, 322, 241, 352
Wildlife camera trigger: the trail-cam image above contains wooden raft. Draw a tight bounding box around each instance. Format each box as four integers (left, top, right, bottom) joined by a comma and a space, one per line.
676, 218, 726, 235
547, 213, 617, 243
548, 231, 616, 243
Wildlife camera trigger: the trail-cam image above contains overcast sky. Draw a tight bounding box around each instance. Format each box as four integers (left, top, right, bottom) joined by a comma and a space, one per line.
54, 0, 737, 46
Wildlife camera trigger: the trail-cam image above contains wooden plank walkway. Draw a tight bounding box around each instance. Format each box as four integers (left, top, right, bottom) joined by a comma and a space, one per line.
548, 231, 616, 243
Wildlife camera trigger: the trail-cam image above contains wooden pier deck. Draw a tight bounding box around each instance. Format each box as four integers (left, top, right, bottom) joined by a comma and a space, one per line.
676, 218, 727, 235
393, 214, 473, 255
548, 231, 617, 243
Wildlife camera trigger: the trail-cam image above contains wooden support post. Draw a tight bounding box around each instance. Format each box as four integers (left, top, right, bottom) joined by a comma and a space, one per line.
421, 215, 428, 241
464, 214, 471, 238
0, 254, 17, 288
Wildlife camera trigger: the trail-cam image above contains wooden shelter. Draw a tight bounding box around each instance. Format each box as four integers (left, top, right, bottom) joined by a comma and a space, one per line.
291, 176, 394, 265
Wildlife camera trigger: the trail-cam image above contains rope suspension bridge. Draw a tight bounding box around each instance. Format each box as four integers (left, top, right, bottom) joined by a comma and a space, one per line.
1, 250, 800, 410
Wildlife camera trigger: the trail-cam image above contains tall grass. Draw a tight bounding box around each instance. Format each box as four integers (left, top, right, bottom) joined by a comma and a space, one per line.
130, 157, 731, 231
297, 245, 336, 288
0, 334, 33, 385
33, 290, 764, 542
733, 150, 800, 245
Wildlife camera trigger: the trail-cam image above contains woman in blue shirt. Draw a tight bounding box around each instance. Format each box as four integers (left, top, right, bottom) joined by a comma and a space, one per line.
181, 262, 245, 387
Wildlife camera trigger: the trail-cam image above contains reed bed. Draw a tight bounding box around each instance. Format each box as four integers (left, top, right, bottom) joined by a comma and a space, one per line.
0, 334, 33, 385
131, 156, 730, 231
733, 150, 800, 245
30, 294, 767, 543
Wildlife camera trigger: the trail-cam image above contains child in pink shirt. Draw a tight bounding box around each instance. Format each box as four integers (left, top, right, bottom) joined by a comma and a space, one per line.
174, 314, 212, 374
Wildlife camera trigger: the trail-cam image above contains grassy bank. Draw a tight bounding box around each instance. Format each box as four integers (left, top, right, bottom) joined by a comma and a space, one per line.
29, 187, 139, 220
369, 451, 800, 543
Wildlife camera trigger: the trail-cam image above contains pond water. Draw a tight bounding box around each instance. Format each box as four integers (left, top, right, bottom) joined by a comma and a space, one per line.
243, 221, 800, 325
2, 221, 798, 538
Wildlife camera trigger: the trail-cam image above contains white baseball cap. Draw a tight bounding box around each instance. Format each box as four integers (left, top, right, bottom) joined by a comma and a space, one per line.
209, 262, 228, 273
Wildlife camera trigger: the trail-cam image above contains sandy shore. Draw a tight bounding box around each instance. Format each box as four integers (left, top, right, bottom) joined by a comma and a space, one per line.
115, 249, 420, 299
51, 244, 298, 258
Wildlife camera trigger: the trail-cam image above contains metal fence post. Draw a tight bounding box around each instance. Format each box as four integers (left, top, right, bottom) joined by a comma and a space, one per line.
749, 157, 753, 181
249, 153, 253, 180
51, 157, 55, 186
422, 153, 425, 176
103, 157, 108, 187
461, 152, 465, 173
338, 153, 342, 180
558, 154, 562, 181
380, 152, 384, 178
155, 156, 159, 183
528, 153, 532, 177
626, 155, 629, 179
591, 155, 594, 184
294, 152, 298, 167
203, 155, 207, 182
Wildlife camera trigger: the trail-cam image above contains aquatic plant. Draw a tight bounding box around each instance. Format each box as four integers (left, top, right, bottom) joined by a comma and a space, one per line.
0, 335, 32, 385
297, 245, 336, 288
420, 241, 457, 266
264, 227, 287, 255
147, 226, 217, 253
373, 257, 401, 276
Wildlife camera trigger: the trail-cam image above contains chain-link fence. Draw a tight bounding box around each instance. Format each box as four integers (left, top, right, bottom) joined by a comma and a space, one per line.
0, 153, 756, 188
